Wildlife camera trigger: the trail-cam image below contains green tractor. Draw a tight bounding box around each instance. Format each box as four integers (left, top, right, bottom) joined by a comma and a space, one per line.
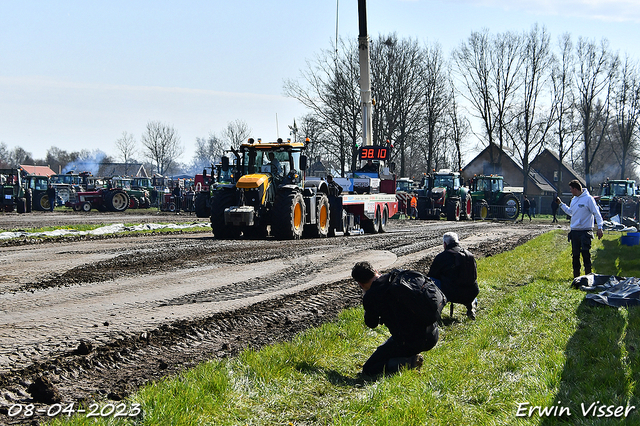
23, 174, 51, 211
418, 169, 472, 221
0, 169, 27, 213
596, 178, 638, 220
468, 174, 520, 220
110, 176, 152, 208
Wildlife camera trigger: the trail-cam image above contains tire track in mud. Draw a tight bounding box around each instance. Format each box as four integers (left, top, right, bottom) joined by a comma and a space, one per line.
0, 220, 555, 425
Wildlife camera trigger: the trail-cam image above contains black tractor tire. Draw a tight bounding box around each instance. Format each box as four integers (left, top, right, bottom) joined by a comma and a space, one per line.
17, 198, 26, 214
211, 189, 241, 239
195, 192, 211, 218
81, 201, 92, 212
105, 190, 129, 212
362, 206, 381, 234
303, 194, 330, 238
34, 192, 50, 211
501, 193, 520, 220
271, 190, 305, 240
446, 199, 461, 221
461, 193, 472, 220
25, 189, 32, 213
139, 196, 151, 209
379, 205, 389, 232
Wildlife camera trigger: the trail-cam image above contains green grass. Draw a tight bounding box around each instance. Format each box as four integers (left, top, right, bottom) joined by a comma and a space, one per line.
46, 230, 640, 425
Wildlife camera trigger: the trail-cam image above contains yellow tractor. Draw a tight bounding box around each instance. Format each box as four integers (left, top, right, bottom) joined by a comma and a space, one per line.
211, 138, 330, 240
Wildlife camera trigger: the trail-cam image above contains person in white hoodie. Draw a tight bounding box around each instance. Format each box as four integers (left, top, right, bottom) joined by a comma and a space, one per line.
556, 180, 604, 278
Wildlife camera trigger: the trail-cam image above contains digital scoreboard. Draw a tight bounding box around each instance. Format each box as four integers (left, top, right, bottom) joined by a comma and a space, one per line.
358, 146, 391, 161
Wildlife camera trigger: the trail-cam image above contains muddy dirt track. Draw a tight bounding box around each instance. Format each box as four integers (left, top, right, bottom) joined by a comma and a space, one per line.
0, 211, 562, 425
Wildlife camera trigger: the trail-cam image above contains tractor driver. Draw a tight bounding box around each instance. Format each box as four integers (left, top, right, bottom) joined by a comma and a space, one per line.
267, 152, 283, 177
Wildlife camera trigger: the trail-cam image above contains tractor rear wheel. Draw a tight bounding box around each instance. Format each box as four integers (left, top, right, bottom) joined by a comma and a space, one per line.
211, 189, 241, 239
501, 193, 520, 220
272, 191, 305, 240
461, 193, 472, 220
105, 190, 129, 212
34, 193, 50, 211
304, 194, 330, 238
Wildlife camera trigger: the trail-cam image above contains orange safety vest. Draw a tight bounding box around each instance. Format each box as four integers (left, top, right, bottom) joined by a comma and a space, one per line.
410, 196, 417, 208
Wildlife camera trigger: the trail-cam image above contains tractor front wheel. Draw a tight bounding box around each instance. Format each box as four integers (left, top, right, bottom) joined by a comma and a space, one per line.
304, 194, 330, 238
446, 199, 461, 221
272, 191, 305, 240
211, 189, 241, 239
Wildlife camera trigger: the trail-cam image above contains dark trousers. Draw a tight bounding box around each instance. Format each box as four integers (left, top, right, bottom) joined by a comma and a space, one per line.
363, 327, 438, 376
570, 230, 593, 278
434, 279, 479, 309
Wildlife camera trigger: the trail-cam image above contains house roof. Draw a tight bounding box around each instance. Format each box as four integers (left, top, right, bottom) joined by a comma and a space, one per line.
461, 143, 563, 193
19, 165, 56, 177
537, 148, 586, 186
97, 163, 148, 178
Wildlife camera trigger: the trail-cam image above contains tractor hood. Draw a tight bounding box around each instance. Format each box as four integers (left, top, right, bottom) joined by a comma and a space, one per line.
236, 174, 270, 190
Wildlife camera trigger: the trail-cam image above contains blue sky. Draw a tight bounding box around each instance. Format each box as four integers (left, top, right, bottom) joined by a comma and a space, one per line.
1, 0, 639, 165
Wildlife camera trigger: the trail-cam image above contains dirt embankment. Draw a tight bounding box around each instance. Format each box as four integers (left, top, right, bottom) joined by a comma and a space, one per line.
0, 217, 559, 425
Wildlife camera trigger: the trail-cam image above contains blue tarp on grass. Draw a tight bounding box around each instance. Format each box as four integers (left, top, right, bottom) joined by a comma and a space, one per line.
573, 274, 640, 308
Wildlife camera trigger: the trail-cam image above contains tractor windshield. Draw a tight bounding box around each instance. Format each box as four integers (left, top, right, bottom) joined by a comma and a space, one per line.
433, 175, 454, 189
610, 182, 633, 196
492, 179, 503, 192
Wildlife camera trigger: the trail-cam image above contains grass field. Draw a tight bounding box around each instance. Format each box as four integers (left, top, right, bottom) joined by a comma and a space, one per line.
48, 230, 640, 425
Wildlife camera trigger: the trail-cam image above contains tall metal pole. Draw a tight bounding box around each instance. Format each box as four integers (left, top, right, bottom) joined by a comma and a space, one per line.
357, 0, 373, 148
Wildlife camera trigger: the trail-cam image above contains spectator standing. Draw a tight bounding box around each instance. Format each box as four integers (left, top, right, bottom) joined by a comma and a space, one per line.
551, 196, 559, 223
556, 180, 604, 278
46, 184, 56, 212
530, 197, 537, 218
519, 195, 532, 222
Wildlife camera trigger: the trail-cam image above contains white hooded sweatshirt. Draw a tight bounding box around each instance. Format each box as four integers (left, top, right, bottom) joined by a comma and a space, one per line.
559, 188, 604, 231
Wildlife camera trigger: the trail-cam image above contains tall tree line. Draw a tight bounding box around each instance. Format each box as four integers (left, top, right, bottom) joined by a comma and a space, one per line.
285, 26, 640, 188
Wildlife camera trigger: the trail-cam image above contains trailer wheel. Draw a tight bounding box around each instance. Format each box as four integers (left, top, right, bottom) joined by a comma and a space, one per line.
272, 191, 305, 240
81, 201, 92, 212
446, 199, 461, 221
362, 206, 381, 234
379, 205, 389, 232
304, 194, 330, 238
211, 189, 241, 239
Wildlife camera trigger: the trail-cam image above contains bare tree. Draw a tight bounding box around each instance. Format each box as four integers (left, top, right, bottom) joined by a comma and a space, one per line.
420, 42, 452, 173
446, 88, 471, 171
284, 37, 362, 175
115, 131, 137, 163
452, 30, 498, 170
574, 37, 619, 189
491, 30, 525, 167
141, 121, 183, 176
114, 131, 138, 176
611, 55, 640, 179
193, 133, 225, 172
222, 119, 251, 148
550, 33, 581, 193
511, 24, 555, 193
